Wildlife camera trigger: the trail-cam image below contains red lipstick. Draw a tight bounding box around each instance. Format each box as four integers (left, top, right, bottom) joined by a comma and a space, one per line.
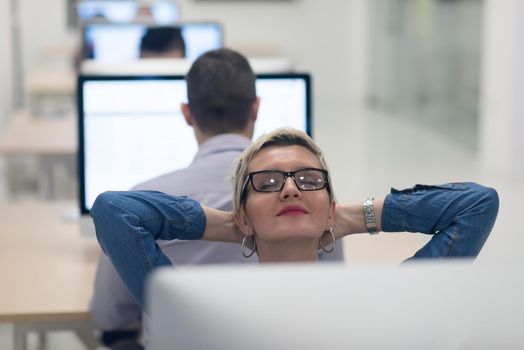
276, 206, 309, 216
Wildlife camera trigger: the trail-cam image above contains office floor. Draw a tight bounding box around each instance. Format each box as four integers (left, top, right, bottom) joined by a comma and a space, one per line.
0, 106, 521, 349
0, 326, 89, 350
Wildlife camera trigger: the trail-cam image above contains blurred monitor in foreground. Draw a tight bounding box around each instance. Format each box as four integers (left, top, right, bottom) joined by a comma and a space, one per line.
147, 262, 524, 350
78, 74, 311, 214
82, 22, 222, 62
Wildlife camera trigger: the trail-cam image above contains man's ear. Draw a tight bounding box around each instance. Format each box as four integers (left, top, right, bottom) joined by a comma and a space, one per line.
250, 97, 260, 123
181, 103, 193, 126
234, 208, 254, 237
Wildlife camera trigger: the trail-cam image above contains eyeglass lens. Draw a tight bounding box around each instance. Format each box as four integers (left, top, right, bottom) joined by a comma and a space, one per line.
251, 169, 326, 192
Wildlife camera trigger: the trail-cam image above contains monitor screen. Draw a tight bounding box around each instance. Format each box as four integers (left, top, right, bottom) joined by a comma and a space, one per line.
76, 1, 180, 24
83, 22, 223, 62
78, 74, 312, 214
147, 263, 524, 350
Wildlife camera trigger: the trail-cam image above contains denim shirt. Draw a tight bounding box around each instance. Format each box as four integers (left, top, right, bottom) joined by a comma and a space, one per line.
91, 182, 499, 310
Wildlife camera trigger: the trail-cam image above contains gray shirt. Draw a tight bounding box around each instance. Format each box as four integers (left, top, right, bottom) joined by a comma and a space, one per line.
89, 133, 344, 337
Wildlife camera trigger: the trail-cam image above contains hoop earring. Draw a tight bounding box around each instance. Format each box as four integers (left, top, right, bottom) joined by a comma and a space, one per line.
241, 235, 257, 258
319, 227, 336, 253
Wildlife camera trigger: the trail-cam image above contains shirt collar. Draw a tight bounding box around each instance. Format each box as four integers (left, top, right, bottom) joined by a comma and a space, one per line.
194, 133, 251, 160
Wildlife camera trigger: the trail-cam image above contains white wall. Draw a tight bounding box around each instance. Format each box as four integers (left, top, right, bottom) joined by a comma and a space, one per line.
19, 0, 71, 71
0, 0, 12, 201
480, 0, 524, 179
176, 0, 359, 117
346, 0, 369, 107
0, 0, 13, 126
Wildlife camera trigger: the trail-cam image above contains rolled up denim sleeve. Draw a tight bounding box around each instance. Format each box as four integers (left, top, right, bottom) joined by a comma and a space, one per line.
91, 190, 206, 309
381, 182, 499, 259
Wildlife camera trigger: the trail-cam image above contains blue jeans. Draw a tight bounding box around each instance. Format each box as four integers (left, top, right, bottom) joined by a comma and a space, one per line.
92, 191, 205, 309
92, 183, 499, 310
382, 183, 498, 259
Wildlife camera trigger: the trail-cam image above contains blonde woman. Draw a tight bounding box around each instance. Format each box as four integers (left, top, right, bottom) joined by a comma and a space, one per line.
92, 128, 499, 309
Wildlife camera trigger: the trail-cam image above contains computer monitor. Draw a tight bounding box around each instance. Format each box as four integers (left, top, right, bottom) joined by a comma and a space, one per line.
78, 74, 312, 214
76, 1, 180, 24
83, 22, 223, 62
76, 1, 138, 23
147, 262, 524, 350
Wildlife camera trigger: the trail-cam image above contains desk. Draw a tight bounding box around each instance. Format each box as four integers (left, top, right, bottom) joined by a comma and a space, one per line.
25, 67, 75, 97
25, 67, 76, 117
0, 201, 100, 350
0, 110, 76, 156
0, 110, 76, 199
80, 57, 293, 75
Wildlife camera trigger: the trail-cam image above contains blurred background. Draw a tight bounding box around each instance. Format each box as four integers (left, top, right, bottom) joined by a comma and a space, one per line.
0, 0, 523, 348
1, 0, 520, 258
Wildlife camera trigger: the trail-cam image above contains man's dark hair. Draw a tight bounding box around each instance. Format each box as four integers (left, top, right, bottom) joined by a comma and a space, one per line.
186, 48, 256, 134
139, 26, 186, 57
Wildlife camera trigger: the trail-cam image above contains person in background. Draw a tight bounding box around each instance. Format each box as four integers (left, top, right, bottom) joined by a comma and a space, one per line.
139, 26, 185, 58
89, 49, 345, 349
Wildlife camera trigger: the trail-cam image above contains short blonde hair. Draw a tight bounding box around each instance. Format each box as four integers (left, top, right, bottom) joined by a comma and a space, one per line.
232, 128, 334, 213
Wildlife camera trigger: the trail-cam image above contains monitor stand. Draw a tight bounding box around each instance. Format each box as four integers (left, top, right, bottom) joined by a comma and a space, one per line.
80, 215, 96, 236
60, 206, 96, 236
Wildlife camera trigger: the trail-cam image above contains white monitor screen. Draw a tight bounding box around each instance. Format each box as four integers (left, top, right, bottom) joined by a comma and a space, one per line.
76, 1, 179, 24
77, 1, 138, 23
84, 23, 222, 62
78, 74, 311, 214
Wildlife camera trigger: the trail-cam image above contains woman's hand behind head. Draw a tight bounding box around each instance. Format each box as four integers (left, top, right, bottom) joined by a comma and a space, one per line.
201, 206, 244, 244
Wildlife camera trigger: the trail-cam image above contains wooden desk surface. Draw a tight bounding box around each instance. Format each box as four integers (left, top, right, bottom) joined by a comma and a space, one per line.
0, 110, 76, 156
0, 201, 99, 323
25, 67, 76, 95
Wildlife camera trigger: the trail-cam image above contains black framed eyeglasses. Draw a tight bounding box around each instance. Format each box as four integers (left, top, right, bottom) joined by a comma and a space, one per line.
240, 167, 330, 201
